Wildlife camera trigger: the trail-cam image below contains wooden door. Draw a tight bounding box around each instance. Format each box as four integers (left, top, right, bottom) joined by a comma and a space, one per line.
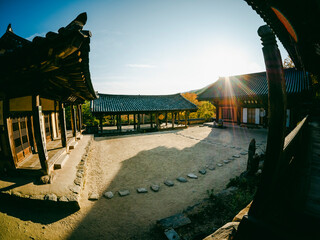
11, 117, 32, 163
247, 108, 255, 124
222, 108, 232, 120
44, 114, 51, 142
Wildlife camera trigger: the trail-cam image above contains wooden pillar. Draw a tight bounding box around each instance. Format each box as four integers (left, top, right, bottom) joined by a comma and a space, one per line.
54, 101, 59, 137
150, 113, 153, 128
75, 105, 79, 133
165, 112, 168, 126
133, 114, 136, 130
137, 114, 141, 130
185, 111, 188, 126
119, 115, 122, 131
236, 26, 287, 239
70, 105, 77, 138
2, 99, 16, 167
59, 102, 67, 149
142, 114, 145, 124
99, 115, 103, 133
32, 95, 49, 174
127, 114, 130, 125
78, 104, 82, 133
215, 102, 220, 121
172, 112, 175, 128
155, 113, 159, 129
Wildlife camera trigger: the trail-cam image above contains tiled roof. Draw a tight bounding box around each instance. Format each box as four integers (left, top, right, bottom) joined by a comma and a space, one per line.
91, 93, 198, 114
197, 68, 310, 101
0, 13, 96, 103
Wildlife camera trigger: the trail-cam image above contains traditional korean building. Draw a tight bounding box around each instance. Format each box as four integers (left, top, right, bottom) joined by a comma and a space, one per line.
197, 68, 312, 128
0, 13, 96, 175
91, 93, 198, 132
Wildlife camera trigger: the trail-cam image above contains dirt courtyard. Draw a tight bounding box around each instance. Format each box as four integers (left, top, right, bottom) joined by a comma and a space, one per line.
0, 125, 267, 240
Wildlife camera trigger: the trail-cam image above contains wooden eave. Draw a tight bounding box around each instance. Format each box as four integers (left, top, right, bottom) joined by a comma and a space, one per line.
244, 0, 320, 76
0, 12, 96, 103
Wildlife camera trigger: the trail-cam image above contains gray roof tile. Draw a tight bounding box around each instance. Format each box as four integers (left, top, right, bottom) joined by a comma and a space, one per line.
198, 68, 310, 101
91, 93, 198, 113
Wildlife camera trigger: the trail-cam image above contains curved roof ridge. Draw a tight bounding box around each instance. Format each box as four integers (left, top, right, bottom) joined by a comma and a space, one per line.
97, 93, 182, 97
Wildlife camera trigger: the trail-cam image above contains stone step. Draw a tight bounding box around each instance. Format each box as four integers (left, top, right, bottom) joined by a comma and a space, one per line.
76, 134, 83, 140
54, 152, 70, 170
69, 141, 78, 150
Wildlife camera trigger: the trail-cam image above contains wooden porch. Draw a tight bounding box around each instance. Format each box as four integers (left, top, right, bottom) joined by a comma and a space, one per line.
16, 131, 75, 171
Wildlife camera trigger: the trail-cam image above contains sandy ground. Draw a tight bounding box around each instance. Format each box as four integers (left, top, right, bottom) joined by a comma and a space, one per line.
0, 125, 267, 240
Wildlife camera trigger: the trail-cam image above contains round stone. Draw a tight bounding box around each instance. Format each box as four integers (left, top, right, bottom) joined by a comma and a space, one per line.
176, 177, 188, 183
137, 188, 148, 193
58, 196, 69, 202
118, 190, 130, 197
233, 155, 241, 158
187, 173, 198, 179
44, 193, 57, 202
164, 180, 174, 187
150, 185, 160, 192
199, 169, 206, 175
207, 166, 215, 171
217, 163, 223, 167
104, 191, 114, 199
70, 185, 81, 194
88, 192, 99, 200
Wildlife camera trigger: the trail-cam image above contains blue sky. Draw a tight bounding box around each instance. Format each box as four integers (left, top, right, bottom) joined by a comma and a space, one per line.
0, 0, 288, 95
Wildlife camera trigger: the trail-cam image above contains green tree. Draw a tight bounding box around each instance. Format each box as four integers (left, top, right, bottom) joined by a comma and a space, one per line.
182, 92, 215, 120
82, 100, 99, 126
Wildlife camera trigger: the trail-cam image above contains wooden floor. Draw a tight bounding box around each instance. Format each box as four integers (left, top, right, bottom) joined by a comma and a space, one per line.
17, 131, 75, 170
304, 119, 320, 218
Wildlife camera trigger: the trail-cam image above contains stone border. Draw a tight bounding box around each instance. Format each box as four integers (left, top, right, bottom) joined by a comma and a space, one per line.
0, 136, 93, 210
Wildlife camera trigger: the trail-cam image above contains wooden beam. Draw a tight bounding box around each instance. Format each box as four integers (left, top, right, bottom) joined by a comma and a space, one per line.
32, 95, 49, 174
59, 102, 67, 149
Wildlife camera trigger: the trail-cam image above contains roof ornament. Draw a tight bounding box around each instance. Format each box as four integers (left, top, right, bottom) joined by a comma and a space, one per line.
6, 24, 13, 32
65, 12, 87, 31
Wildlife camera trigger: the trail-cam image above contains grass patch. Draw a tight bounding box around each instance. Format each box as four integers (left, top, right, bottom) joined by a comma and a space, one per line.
177, 174, 260, 239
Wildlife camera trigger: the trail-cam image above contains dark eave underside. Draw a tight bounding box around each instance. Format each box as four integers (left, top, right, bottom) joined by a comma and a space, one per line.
244, 0, 320, 76
0, 13, 96, 103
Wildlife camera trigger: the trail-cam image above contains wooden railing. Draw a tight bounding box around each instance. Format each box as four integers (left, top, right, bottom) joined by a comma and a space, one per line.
274, 115, 309, 213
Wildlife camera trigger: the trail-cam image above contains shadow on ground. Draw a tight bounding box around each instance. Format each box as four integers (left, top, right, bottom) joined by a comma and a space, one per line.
0, 126, 267, 239
67, 126, 267, 239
